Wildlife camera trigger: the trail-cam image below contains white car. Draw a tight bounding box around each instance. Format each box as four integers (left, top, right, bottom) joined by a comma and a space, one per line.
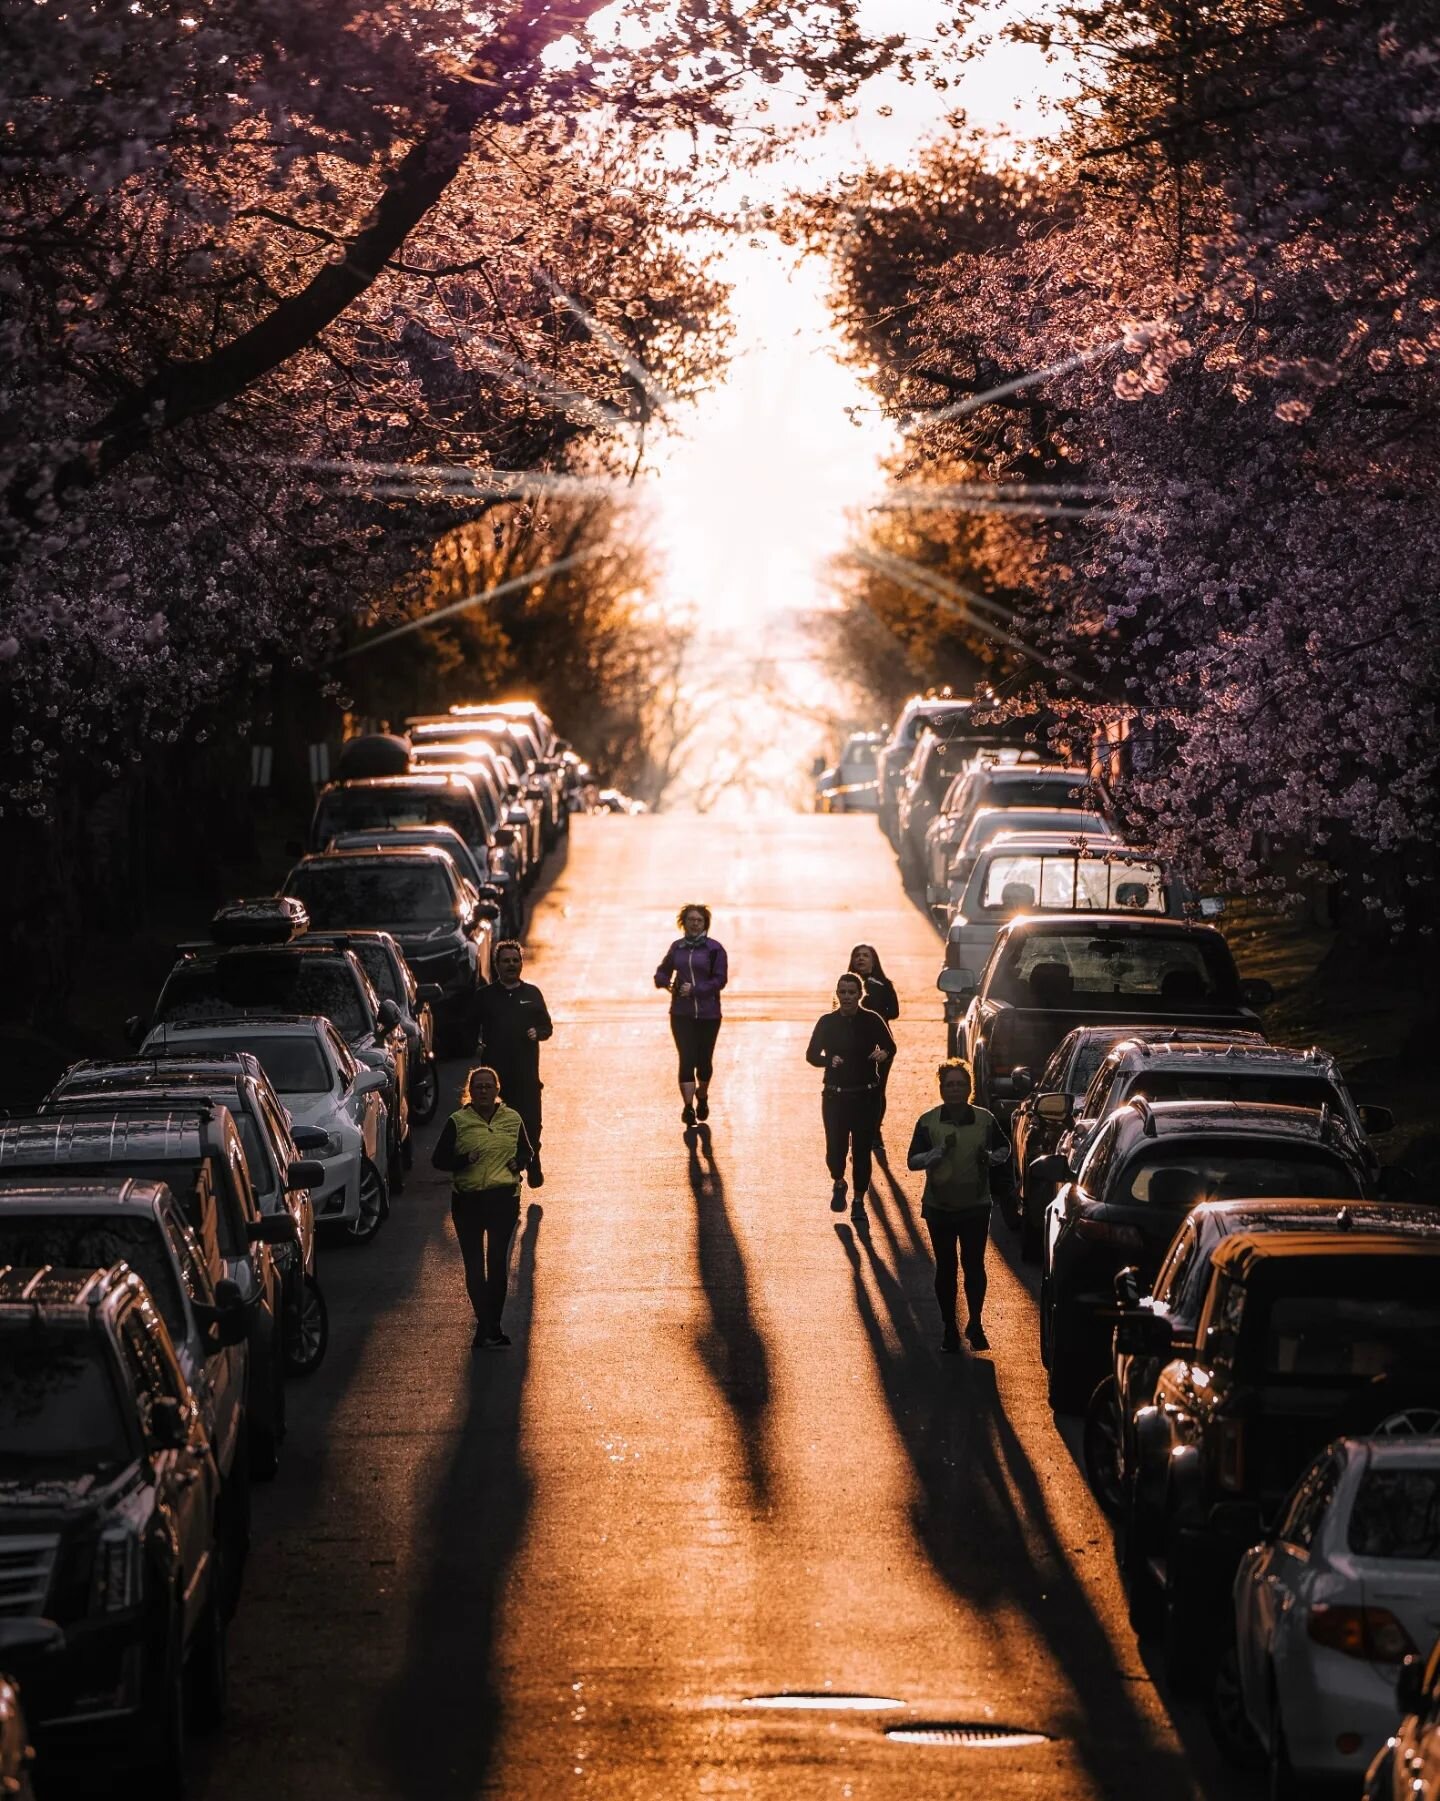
923, 759, 1094, 897
815, 732, 884, 812
1232, 1436, 1440, 1794
143, 1014, 391, 1244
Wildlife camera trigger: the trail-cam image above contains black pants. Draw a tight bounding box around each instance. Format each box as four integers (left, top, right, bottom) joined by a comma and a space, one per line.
671, 1015, 721, 1085
451, 1187, 520, 1334
822, 1087, 879, 1195
925, 1208, 991, 1329
491, 1067, 541, 1158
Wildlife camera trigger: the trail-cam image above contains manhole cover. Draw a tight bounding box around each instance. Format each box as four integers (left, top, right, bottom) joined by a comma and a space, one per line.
741, 1693, 905, 1712
886, 1723, 1050, 1748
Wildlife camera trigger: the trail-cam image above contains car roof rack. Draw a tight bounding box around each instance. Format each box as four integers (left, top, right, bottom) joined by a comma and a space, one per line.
1128, 1094, 1157, 1136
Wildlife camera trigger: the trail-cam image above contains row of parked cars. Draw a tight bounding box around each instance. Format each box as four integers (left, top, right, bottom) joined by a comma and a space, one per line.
0, 700, 588, 1795
868, 689, 1440, 1797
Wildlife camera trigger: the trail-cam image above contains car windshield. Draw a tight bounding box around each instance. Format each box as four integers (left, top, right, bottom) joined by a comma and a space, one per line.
993, 930, 1236, 1009
287, 863, 452, 929
115, 1161, 245, 1259
844, 740, 877, 767
1349, 1469, 1440, 1560
0, 1218, 188, 1342
159, 957, 368, 1038
981, 855, 1165, 913
315, 786, 483, 848
176, 1035, 332, 1097
1259, 1286, 1440, 1380
1119, 1145, 1359, 1207
1127, 1073, 1345, 1111
0, 1327, 133, 1480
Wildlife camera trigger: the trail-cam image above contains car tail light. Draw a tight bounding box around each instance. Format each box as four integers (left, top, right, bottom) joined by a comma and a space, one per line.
1307, 1605, 1416, 1663
1072, 1218, 1144, 1250
1215, 1419, 1245, 1492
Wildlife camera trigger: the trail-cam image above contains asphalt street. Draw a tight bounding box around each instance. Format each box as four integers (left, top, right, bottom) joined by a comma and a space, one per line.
197, 814, 1257, 1801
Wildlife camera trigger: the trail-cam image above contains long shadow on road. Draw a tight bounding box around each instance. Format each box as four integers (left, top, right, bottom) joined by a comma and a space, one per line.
835, 1191, 1202, 1798
686, 1123, 773, 1509
371, 1201, 542, 1801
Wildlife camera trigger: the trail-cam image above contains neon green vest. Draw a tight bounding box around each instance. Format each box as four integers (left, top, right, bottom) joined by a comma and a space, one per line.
916, 1103, 998, 1212
449, 1105, 524, 1193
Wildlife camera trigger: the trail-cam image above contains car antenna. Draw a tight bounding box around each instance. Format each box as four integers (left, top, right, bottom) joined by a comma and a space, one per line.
1335, 1206, 1353, 1230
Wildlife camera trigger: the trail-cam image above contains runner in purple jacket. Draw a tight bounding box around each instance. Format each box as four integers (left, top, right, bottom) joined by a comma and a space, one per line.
654, 903, 728, 1128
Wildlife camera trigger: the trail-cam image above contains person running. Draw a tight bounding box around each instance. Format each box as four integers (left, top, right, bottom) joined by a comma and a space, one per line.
806, 972, 895, 1212
907, 1059, 1010, 1354
654, 903, 728, 1127
432, 1065, 534, 1349
848, 943, 899, 1153
475, 940, 553, 1187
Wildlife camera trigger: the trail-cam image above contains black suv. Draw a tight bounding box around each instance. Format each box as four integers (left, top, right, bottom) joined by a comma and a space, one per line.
1122, 1230, 1440, 1691
0, 1106, 288, 1477
0, 1263, 228, 1793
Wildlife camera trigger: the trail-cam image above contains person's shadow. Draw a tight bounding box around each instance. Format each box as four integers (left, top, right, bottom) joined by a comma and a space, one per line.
686, 1123, 773, 1508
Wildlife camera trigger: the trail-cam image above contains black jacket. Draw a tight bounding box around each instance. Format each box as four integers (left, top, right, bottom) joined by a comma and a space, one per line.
859, 974, 899, 1022
475, 980, 553, 1086
805, 1007, 896, 1092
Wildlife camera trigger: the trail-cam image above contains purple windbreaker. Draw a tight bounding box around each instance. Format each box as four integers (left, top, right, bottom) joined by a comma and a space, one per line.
653, 936, 728, 1020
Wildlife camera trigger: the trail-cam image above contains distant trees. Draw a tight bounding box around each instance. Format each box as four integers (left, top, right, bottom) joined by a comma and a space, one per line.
816, 1, 1440, 932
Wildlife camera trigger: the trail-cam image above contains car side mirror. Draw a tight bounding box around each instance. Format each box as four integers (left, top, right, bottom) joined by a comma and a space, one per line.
1238, 977, 1274, 1008
1359, 1104, 1395, 1136
937, 967, 978, 996
290, 1125, 329, 1152
1035, 1091, 1072, 1123
1113, 1265, 1142, 1310
203, 1278, 252, 1350
492, 826, 516, 848
248, 1212, 301, 1244
476, 901, 501, 923
416, 983, 445, 1004
477, 884, 504, 904
1116, 1309, 1174, 1359
376, 998, 403, 1032
124, 1014, 146, 1048
146, 1394, 188, 1450
286, 1158, 326, 1190
353, 1067, 388, 1097
1028, 1153, 1071, 1194
1396, 1653, 1426, 1717
1009, 1066, 1034, 1098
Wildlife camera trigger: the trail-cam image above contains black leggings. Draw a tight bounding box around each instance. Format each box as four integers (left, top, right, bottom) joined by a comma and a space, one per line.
671, 1015, 721, 1085
822, 1088, 879, 1196
451, 1188, 520, 1334
925, 1208, 991, 1329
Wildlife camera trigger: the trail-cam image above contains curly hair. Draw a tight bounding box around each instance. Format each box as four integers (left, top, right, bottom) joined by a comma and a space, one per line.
676, 902, 712, 932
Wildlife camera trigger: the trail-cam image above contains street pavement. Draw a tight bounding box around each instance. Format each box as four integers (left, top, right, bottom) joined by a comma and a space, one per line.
197, 814, 1256, 1800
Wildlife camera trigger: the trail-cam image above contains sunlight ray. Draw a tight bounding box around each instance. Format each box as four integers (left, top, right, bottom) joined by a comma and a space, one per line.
537, 272, 677, 414
904, 336, 1126, 433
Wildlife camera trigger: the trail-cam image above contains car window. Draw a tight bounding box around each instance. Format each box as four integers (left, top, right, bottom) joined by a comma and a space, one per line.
119, 1300, 188, 1413
162, 1210, 211, 1308
0, 1215, 188, 1343
1078, 1119, 1119, 1196
1118, 1146, 1360, 1209
1070, 1034, 1125, 1093
1277, 1453, 1342, 1551
285, 862, 455, 929
1348, 1469, 1440, 1560
315, 785, 483, 848
228, 1106, 277, 1198
350, 942, 402, 1005
1152, 1221, 1197, 1310
159, 955, 368, 1039
1262, 1293, 1440, 1379
324, 1025, 357, 1087
256, 1090, 296, 1164
225, 1140, 258, 1235
0, 1324, 132, 1478
1081, 1064, 1123, 1121
994, 930, 1235, 1007
1127, 1072, 1346, 1110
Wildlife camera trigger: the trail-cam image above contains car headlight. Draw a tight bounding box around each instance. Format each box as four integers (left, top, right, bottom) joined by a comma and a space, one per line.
92, 1523, 141, 1614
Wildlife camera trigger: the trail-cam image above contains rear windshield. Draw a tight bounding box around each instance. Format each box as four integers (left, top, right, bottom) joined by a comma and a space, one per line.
314, 786, 483, 848
963, 811, 1110, 856
1349, 1470, 1440, 1560
286, 863, 453, 930
1127, 1073, 1345, 1111
0, 1217, 187, 1342
349, 942, 401, 1004
175, 1035, 331, 1098
1120, 1145, 1359, 1209
981, 854, 1164, 913
981, 775, 1091, 809
993, 931, 1236, 1009
0, 1328, 133, 1479
159, 956, 367, 1039
1262, 1293, 1440, 1380
844, 740, 877, 767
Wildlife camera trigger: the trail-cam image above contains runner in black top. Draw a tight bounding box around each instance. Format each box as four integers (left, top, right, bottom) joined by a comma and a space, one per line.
475, 941, 553, 1187
805, 972, 895, 1212
848, 943, 899, 1154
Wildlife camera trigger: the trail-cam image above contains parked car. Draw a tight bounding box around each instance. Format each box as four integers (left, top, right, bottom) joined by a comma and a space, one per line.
410, 712, 564, 850
141, 1016, 391, 1245
941, 913, 1274, 1123
937, 810, 1116, 916
876, 694, 978, 845
814, 732, 884, 812
1009, 1024, 1266, 1259
942, 837, 1202, 975
1085, 1195, 1440, 1520
408, 743, 537, 889
924, 763, 1099, 900
327, 822, 489, 896
304, 929, 441, 1126
1063, 1038, 1394, 1179
282, 848, 496, 1058
1365, 1638, 1440, 1801
0, 1177, 253, 1580
1233, 1436, 1440, 1794
135, 906, 410, 1189
1123, 1229, 1440, 1693
0, 1105, 289, 1477
0, 1262, 229, 1792
43, 1056, 328, 1376
1041, 1098, 1374, 1410
307, 773, 523, 936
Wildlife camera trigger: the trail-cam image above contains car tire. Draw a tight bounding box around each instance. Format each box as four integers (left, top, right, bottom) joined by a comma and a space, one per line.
1082, 1377, 1125, 1520
410, 1055, 440, 1126
1048, 1305, 1095, 1415
284, 1275, 328, 1377
1208, 1643, 1264, 1770
345, 1159, 389, 1246
186, 1562, 228, 1734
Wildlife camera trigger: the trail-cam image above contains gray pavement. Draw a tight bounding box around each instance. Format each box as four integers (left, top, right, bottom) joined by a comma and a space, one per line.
197, 814, 1253, 1800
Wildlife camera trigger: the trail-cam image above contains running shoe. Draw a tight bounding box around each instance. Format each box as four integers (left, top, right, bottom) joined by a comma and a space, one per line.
965, 1321, 990, 1352
482, 1333, 512, 1351
681, 1103, 696, 1127
695, 1094, 710, 1121
942, 1325, 962, 1355
528, 1156, 545, 1189
830, 1179, 847, 1212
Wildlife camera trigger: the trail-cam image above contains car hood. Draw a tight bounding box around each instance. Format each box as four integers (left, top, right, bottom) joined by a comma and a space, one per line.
0, 1464, 140, 1522
281, 1092, 344, 1131
393, 925, 462, 950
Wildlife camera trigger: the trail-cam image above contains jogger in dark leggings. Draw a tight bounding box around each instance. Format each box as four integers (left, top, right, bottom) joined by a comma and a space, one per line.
672, 1016, 721, 1090
654, 903, 728, 1127
806, 973, 895, 1211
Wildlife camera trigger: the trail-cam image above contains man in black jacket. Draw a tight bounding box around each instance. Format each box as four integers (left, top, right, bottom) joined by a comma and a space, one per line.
805, 972, 895, 1212
475, 941, 553, 1186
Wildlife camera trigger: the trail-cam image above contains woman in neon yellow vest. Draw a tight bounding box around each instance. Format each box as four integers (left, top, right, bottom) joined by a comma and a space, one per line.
432, 1065, 535, 1349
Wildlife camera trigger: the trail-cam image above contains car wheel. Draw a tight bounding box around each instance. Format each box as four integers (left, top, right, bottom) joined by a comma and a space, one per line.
1208, 1643, 1264, 1770
345, 1159, 389, 1245
133, 1601, 187, 1801
284, 1275, 328, 1377
1162, 1525, 1209, 1695
186, 1561, 228, 1734
409, 1055, 440, 1126
1082, 1377, 1125, 1520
